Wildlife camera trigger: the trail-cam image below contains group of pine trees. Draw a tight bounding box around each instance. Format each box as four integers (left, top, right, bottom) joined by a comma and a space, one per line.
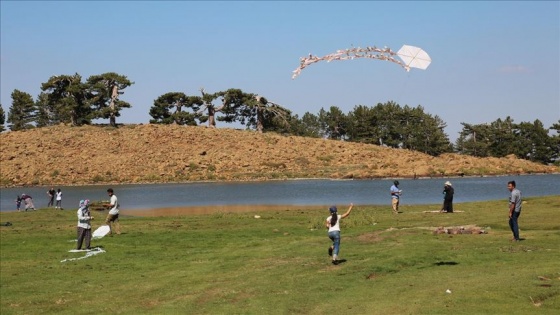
3, 72, 132, 130
2, 72, 559, 164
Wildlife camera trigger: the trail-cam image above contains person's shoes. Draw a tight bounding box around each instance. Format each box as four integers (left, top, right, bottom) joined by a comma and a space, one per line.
328, 247, 333, 257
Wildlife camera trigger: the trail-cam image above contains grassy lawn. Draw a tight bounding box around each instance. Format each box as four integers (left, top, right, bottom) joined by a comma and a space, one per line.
1, 196, 559, 314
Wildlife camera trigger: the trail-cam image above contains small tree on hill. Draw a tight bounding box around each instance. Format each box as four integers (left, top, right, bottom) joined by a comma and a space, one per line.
197, 88, 227, 128
86, 72, 134, 127
515, 119, 556, 164
149, 92, 203, 125
35, 92, 55, 127
40, 74, 90, 126
217, 88, 291, 133
292, 112, 323, 138
550, 120, 560, 163
455, 123, 492, 157
0, 104, 5, 132
7, 89, 36, 131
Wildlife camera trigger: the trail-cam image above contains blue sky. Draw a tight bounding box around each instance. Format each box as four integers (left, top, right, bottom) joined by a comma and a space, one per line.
1, 1, 559, 141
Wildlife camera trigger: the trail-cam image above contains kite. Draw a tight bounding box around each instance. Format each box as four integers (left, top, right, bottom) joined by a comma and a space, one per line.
92, 225, 111, 239
396, 45, 432, 70
291, 44, 431, 79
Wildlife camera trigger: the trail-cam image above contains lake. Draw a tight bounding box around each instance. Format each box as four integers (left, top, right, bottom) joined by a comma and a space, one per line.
1, 174, 558, 214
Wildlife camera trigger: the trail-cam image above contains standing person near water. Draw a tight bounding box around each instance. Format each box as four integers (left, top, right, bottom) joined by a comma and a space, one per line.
15, 196, 22, 212
55, 189, 63, 210
441, 181, 454, 213
507, 181, 522, 242
47, 187, 55, 207
326, 203, 353, 265
390, 180, 402, 214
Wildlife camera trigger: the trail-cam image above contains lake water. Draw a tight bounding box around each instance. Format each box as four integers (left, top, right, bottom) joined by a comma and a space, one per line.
1, 174, 558, 213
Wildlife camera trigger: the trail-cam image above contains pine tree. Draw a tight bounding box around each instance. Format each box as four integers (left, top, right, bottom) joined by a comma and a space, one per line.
0, 104, 5, 132
7, 89, 36, 131
40, 74, 90, 126
86, 72, 134, 127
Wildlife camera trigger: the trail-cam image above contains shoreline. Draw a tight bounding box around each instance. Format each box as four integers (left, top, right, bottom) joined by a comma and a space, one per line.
2, 171, 558, 189
121, 204, 330, 217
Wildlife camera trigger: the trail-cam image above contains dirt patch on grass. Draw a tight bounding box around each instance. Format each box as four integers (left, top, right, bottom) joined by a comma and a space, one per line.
357, 231, 386, 243
358, 225, 488, 243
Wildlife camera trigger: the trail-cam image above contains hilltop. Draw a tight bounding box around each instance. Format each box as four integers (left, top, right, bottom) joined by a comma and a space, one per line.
0, 124, 557, 187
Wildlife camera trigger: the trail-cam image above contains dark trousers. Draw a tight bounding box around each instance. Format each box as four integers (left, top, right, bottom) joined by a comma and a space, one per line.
77, 227, 92, 250
509, 211, 521, 240
442, 200, 453, 213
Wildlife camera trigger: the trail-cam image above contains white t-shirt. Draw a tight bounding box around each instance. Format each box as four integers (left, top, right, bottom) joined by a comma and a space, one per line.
108, 195, 119, 215
326, 214, 342, 232
56, 191, 62, 201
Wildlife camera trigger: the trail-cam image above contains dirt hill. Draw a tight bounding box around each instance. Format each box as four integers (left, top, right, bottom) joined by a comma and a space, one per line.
0, 124, 557, 187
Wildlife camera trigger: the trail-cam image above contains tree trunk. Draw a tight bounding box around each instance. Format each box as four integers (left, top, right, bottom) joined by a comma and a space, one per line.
173, 102, 182, 125
207, 106, 216, 128
256, 107, 264, 133
109, 85, 118, 127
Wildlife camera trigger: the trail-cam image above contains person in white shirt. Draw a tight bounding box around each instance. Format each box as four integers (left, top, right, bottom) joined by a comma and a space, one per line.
76, 199, 94, 250
55, 189, 63, 210
326, 203, 353, 265
103, 188, 121, 236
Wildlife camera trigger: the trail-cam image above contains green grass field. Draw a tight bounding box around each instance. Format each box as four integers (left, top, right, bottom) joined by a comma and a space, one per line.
1, 196, 559, 314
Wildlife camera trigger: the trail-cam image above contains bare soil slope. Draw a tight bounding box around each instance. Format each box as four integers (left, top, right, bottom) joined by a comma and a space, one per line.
1, 124, 557, 187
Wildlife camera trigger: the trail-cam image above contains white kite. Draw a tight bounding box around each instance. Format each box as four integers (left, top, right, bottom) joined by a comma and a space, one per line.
396, 45, 432, 70
291, 44, 431, 79
92, 225, 111, 239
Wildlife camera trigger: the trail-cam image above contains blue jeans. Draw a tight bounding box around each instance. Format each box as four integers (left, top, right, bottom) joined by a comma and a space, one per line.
328, 230, 341, 256
509, 211, 521, 240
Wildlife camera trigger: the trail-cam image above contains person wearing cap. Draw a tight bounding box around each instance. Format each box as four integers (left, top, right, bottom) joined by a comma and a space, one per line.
441, 181, 454, 213
390, 180, 402, 214
325, 203, 353, 265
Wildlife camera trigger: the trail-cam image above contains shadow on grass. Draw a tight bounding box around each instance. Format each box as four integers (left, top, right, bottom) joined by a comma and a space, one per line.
434, 261, 459, 266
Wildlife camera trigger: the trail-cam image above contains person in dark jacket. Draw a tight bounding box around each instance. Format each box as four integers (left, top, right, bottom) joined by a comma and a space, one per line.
441, 181, 454, 213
